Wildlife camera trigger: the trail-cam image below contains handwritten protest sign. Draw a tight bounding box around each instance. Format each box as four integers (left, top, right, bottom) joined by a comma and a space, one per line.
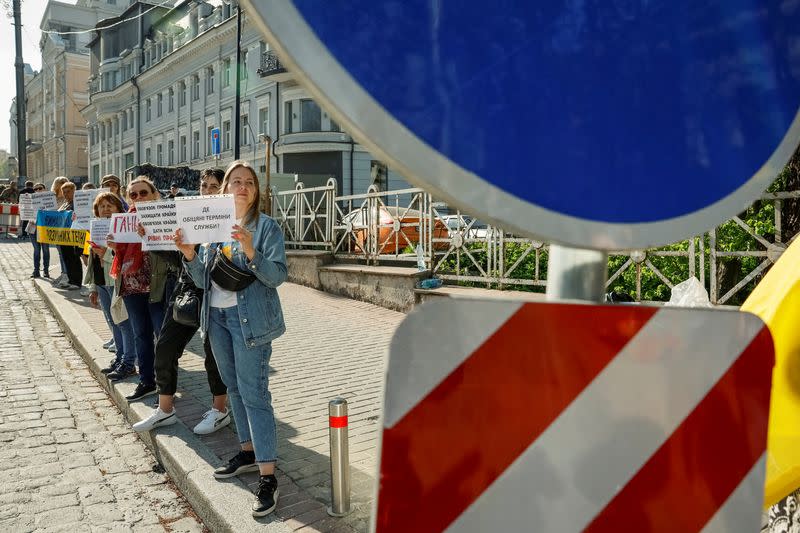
175, 194, 235, 244
89, 218, 111, 247
72, 188, 108, 229
138, 199, 178, 251
110, 213, 141, 243
19, 194, 34, 221
36, 210, 87, 247
31, 191, 57, 219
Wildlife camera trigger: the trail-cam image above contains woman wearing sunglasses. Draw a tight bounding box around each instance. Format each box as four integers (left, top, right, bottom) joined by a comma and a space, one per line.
108, 176, 178, 400
175, 160, 287, 517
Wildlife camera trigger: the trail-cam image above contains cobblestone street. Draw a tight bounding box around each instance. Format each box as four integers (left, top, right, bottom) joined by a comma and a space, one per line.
0, 242, 206, 532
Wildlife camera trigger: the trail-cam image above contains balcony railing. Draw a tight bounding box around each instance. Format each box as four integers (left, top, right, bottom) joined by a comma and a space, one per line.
258, 50, 288, 78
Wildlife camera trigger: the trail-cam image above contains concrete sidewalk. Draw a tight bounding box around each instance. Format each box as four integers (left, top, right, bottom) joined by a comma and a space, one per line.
9, 240, 401, 532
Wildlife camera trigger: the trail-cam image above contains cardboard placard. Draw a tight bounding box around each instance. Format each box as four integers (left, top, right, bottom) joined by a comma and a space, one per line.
137, 199, 178, 251
109, 213, 141, 243
175, 194, 236, 244
31, 191, 57, 219
19, 194, 34, 221
72, 188, 109, 229
89, 218, 111, 247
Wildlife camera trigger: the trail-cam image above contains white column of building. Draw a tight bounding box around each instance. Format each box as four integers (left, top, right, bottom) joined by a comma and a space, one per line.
116, 113, 123, 175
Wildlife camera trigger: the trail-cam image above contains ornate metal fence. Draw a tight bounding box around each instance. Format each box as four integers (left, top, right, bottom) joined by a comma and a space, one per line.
272, 181, 800, 305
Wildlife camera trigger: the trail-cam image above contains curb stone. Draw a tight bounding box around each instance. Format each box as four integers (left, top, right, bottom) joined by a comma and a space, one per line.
34, 278, 293, 533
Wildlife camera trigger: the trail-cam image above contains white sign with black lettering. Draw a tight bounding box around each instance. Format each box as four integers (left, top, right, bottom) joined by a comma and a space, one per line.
89, 218, 111, 247
19, 194, 34, 221
137, 199, 178, 251
72, 188, 109, 229
175, 194, 236, 244
31, 191, 57, 219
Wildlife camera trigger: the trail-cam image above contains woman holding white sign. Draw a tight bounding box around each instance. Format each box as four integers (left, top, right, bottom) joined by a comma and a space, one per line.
175, 160, 287, 518
28, 183, 50, 278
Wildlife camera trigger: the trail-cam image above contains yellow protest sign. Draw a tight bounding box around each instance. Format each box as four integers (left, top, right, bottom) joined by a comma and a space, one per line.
741, 238, 800, 507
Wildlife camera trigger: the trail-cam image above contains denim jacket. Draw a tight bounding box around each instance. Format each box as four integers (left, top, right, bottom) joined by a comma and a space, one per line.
184, 213, 287, 347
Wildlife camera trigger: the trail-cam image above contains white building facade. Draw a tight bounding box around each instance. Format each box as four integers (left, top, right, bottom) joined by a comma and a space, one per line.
83, 0, 409, 195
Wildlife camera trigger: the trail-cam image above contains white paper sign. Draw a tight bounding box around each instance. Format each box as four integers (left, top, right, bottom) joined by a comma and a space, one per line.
31, 191, 57, 219
19, 194, 34, 221
109, 213, 141, 243
89, 218, 111, 247
175, 194, 236, 244
138, 199, 178, 251
72, 188, 109, 229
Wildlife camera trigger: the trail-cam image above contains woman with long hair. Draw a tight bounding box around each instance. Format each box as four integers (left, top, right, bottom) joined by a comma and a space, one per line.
108, 176, 178, 400
133, 168, 230, 435
176, 160, 287, 517
85, 192, 136, 381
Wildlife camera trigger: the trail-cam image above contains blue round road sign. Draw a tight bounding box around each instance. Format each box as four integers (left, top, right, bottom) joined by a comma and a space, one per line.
243, 1, 800, 249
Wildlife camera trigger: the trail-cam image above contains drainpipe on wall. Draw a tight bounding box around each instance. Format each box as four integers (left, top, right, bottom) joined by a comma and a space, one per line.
274, 82, 280, 172
131, 75, 141, 171
349, 138, 354, 196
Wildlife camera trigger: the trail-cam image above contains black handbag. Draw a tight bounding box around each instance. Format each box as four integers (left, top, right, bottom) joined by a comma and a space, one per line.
173, 287, 201, 327
210, 247, 257, 291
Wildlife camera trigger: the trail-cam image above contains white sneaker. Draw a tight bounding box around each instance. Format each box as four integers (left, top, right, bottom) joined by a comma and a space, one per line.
56, 273, 67, 284
193, 408, 231, 435
132, 407, 177, 432
80, 286, 90, 296
55, 279, 70, 289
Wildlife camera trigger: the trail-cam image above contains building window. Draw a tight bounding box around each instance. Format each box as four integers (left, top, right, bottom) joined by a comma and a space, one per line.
122, 112, 127, 131
206, 125, 213, 156
222, 59, 231, 88
206, 66, 214, 95
157, 144, 163, 165
330, 118, 340, 132
193, 130, 200, 159
241, 115, 249, 145
180, 135, 186, 162
157, 93, 163, 117
258, 107, 269, 135
223, 120, 231, 151
168, 140, 174, 165
284, 101, 293, 134
124, 152, 134, 170
300, 99, 321, 131
191, 75, 200, 101
146, 99, 151, 121
145, 147, 151, 163
179, 81, 186, 107
240, 50, 248, 80
168, 87, 174, 112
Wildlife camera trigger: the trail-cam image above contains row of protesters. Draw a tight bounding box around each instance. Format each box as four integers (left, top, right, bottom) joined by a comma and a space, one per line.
123, 161, 286, 517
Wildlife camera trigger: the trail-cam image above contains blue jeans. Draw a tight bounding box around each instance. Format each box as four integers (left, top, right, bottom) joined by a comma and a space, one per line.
30, 229, 50, 274
97, 286, 135, 367
208, 306, 277, 464
123, 293, 168, 386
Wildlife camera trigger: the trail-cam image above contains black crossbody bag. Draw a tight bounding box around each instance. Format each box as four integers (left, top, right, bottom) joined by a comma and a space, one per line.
210, 245, 257, 291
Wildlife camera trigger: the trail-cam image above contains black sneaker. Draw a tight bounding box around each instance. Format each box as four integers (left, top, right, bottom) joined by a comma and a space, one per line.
252, 475, 279, 517
30, 272, 40, 279
100, 359, 119, 374
125, 382, 157, 401
213, 450, 258, 479
43, 271, 50, 278
107, 364, 136, 382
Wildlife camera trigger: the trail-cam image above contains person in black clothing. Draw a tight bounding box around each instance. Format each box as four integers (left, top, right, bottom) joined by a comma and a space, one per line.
132, 169, 229, 434
18, 181, 34, 238
56, 182, 83, 290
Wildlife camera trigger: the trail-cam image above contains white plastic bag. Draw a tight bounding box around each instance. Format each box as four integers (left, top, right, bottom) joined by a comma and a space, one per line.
667, 277, 711, 307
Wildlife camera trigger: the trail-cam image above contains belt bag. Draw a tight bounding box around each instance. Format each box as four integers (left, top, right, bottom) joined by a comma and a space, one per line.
210, 249, 257, 291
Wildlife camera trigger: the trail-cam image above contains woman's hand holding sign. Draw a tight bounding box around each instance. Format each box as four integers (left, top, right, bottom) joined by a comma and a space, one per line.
232, 224, 255, 260
174, 229, 196, 261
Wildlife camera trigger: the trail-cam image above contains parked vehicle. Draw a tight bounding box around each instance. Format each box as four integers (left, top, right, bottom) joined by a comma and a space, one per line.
342, 206, 449, 254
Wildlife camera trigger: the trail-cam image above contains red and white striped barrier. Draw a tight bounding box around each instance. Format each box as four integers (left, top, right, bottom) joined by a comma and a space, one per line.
0, 203, 20, 238
375, 300, 774, 532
